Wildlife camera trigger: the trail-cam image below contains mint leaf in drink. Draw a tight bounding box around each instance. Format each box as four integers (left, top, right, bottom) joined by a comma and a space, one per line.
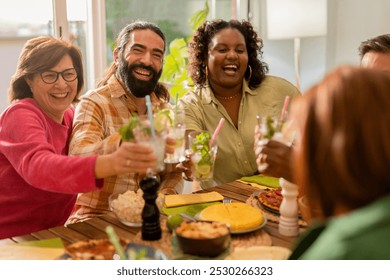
260, 116, 279, 139
119, 113, 140, 141
190, 131, 214, 179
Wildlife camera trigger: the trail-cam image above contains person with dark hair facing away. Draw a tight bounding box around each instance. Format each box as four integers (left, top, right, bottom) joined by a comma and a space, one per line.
359, 34, 390, 71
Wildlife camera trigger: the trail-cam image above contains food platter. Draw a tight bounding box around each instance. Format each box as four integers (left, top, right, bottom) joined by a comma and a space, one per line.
229, 215, 267, 234
108, 190, 164, 228
61, 239, 167, 260
256, 188, 283, 215
108, 192, 143, 227
62, 238, 127, 260
254, 190, 302, 218
194, 212, 267, 234
257, 198, 280, 215
195, 202, 267, 235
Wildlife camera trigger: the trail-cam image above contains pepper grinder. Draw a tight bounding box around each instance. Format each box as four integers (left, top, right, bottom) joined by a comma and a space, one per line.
139, 173, 162, 241
278, 177, 299, 236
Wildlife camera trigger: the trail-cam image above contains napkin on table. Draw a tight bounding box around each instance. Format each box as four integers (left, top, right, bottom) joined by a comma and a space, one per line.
164, 191, 224, 208
237, 175, 280, 189
161, 201, 220, 217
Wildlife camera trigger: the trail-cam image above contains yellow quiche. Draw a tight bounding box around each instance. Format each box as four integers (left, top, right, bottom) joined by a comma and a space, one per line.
198, 202, 264, 231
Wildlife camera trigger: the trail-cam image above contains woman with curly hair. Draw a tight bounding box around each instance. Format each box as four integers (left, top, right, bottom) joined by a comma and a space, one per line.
179, 19, 299, 188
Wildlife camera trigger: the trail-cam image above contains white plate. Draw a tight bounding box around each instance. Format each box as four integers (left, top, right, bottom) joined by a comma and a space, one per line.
225, 246, 291, 260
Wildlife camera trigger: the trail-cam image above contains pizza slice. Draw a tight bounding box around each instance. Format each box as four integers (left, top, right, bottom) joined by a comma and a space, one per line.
257, 188, 283, 213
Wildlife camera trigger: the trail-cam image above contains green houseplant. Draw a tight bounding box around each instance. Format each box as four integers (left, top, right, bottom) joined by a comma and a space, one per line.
161, 0, 209, 102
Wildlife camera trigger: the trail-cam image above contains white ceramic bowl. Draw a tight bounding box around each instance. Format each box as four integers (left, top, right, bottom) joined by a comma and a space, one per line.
109, 190, 165, 227
108, 191, 144, 227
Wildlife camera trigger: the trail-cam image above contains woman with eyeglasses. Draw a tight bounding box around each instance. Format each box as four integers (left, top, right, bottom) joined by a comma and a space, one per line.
0, 36, 159, 239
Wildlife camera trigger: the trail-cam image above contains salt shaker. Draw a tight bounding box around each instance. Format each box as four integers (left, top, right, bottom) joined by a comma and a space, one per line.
278, 177, 299, 236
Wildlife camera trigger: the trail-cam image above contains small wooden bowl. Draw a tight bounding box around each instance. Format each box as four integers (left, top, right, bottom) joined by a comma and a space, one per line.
175, 221, 230, 257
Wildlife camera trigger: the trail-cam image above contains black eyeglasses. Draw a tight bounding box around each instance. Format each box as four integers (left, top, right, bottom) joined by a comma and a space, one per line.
40, 68, 78, 84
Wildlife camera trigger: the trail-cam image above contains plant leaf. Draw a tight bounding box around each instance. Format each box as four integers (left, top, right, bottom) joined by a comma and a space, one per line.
189, 0, 209, 30
160, 0, 209, 101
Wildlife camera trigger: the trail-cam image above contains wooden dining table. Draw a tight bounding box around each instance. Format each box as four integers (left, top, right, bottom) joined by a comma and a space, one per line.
0, 181, 303, 258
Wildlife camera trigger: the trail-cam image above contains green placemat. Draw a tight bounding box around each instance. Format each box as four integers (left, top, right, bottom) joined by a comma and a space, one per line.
239, 175, 280, 188
162, 202, 221, 217
16, 237, 64, 248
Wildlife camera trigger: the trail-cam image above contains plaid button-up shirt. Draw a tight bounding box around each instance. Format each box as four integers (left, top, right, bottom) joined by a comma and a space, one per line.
67, 75, 182, 224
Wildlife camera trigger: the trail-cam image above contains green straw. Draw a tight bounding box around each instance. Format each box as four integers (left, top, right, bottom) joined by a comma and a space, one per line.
105, 226, 127, 260
145, 95, 157, 140
173, 93, 179, 128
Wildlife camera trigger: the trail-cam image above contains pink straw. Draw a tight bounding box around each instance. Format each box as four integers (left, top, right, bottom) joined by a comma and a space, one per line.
279, 96, 291, 122
210, 117, 225, 147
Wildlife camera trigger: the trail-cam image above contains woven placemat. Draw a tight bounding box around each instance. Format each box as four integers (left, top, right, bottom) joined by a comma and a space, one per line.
246, 194, 307, 228
132, 220, 174, 259
230, 227, 272, 248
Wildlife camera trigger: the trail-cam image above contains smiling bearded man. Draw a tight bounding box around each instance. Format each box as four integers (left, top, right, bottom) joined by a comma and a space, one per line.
65, 21, 182, 224
118, 61, 162, 98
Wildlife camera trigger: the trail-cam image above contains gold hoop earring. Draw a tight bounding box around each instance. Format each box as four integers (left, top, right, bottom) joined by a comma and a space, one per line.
246, 65, 252, 81
205, 66, 208, 79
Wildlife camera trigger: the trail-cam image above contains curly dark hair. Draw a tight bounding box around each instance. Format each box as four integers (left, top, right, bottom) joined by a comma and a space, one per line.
358, 34, 390, 59
188, 19, 268, 89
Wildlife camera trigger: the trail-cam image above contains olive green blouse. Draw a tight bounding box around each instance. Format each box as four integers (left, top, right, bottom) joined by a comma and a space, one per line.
179, 76, 299, 188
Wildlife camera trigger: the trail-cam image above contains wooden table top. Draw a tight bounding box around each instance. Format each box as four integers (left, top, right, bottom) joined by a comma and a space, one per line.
0, 181, 303, 258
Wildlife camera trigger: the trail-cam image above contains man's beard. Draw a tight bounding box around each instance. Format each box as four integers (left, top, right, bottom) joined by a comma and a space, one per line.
118, 60, 162, 98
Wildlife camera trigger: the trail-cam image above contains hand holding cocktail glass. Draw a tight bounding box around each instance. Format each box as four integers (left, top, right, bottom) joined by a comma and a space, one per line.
184, 118, 224, 182
118, 97, 179, 174
254, 96, 295, 180
188, 131, 217, 181
132, 114, 166, 173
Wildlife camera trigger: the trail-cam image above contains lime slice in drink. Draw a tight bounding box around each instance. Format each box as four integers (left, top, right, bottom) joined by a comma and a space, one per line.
196, 164, 211, 176
175, 136, 184, 148
154, 109, 172, 132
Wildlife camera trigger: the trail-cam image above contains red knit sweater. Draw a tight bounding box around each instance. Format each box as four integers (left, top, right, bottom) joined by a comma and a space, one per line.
0, 99, 102, 239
